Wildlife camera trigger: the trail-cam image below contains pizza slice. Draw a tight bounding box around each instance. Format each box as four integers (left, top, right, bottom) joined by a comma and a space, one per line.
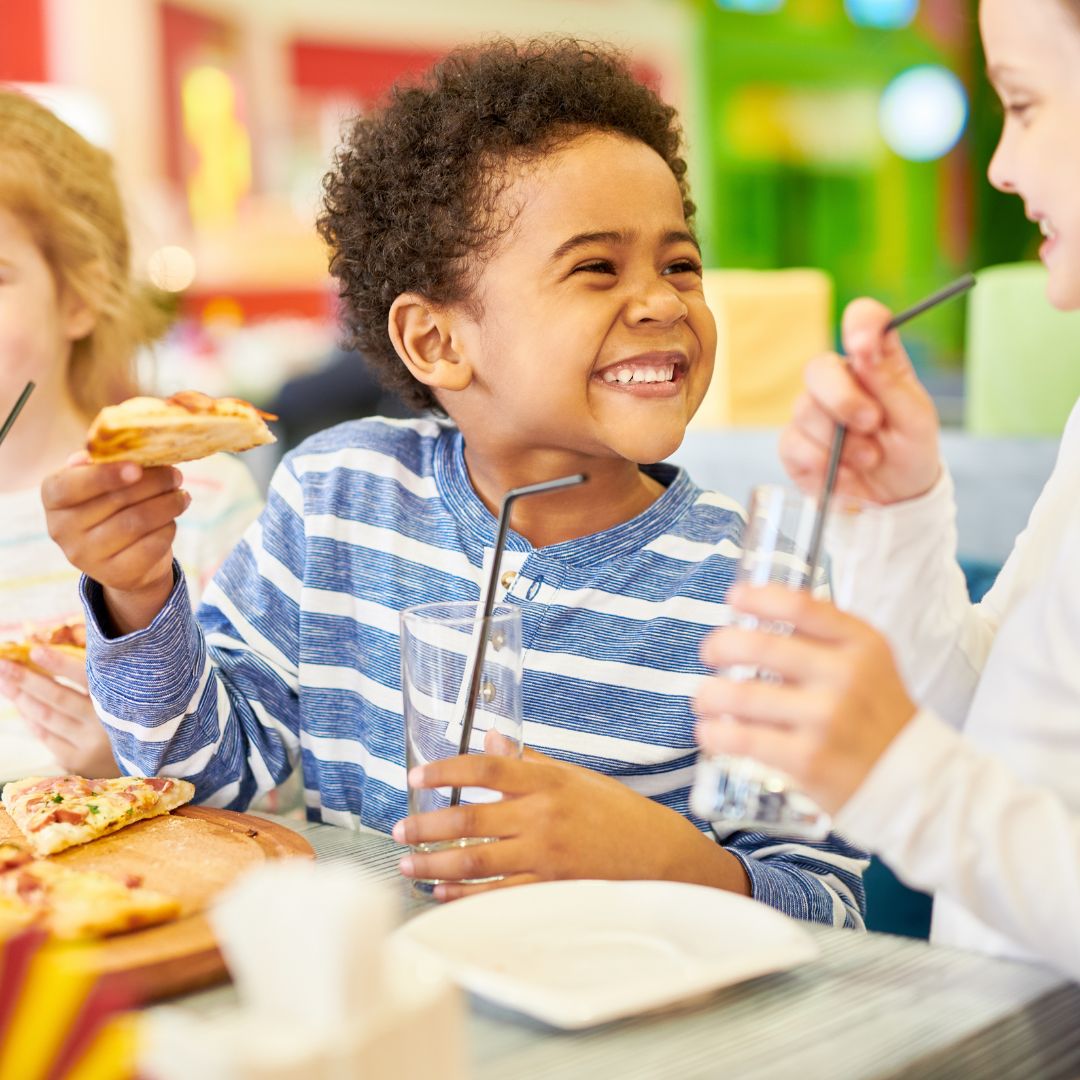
0, 621, 87, 675
86, 390, 276, 468
2, 776, 196, 857
0, 842, 180, 940
0, 859, 181, 940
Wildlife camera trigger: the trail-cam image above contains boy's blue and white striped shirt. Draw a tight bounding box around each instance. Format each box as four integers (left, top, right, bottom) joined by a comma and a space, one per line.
83, 418, 867, 928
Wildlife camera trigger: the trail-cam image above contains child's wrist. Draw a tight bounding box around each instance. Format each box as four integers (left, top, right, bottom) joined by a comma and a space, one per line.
101, 568, 177, 637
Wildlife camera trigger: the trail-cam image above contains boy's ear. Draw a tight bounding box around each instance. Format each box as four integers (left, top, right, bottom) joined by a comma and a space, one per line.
388, 293, 473, 393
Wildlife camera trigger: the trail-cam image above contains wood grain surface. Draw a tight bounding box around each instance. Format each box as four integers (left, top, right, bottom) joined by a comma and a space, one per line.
0, 804, 313, 1001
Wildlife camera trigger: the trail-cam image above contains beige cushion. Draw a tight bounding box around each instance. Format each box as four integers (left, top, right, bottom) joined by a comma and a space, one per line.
693, 268, 833, 428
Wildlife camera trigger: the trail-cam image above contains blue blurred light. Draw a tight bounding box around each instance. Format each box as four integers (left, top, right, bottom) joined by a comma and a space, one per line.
714, 0, 786, 13
879, 65, 968, 161
844, 0, 919, 29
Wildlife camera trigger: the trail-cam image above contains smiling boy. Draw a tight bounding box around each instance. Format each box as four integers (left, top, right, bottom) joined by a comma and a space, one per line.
44, 41, 866, 922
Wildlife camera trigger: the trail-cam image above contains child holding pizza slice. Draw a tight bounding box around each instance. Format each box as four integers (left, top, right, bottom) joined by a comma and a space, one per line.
0, 88, 263, 779
43, 42, 868, 921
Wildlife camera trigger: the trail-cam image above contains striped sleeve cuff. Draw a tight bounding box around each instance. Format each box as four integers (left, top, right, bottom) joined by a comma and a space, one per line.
81, 563, 207, 722
727, 844, 861, 928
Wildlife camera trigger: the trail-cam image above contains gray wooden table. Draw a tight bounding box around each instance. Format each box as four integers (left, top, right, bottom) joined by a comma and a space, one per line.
176, 818, 1080, 1079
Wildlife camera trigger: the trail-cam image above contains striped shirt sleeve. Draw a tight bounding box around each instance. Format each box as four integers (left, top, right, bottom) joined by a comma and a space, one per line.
83, 457, 305, 809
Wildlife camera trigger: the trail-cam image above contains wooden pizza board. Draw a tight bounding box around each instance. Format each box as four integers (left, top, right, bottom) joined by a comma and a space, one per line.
0, 805, 314, 1001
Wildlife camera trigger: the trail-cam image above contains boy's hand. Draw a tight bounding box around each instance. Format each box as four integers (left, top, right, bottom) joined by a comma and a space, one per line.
693, 583, 918, 813
393, 747, 750, 902
780, 298, 942, 505
42, 456, 189, 634
0, 649, 120, 777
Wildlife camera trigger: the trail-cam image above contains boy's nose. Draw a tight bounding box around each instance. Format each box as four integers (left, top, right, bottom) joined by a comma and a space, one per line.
625, 280, 688, 326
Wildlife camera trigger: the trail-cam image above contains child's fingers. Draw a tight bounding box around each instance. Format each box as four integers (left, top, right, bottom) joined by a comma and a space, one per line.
698, 625, 841, 684
48, 468, 182, 533
399, 836, 531, 885
87, 488, 190, 561
28, 722, 79, 760
27, 646, 89, 690
802, 353, 883, 434
695, 716, 816, 781
393, 798, 520, 846
693, 675, 821, 729
433, 872, 540, 903
728, 583, 864, 643
99, 521, 179, 590
407, 752, 542, 795
841, 298, 907, 368
42, 461, 146, 510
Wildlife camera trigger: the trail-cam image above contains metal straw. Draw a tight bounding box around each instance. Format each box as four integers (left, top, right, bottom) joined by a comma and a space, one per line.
804, 273, 977, 585
0, 381, 35, 450
449, 471, 588, 806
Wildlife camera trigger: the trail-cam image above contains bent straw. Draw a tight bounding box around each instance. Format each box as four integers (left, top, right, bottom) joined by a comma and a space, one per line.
803, 273, 977, 586
449, 471, 588, 807
0, 381, 35, 450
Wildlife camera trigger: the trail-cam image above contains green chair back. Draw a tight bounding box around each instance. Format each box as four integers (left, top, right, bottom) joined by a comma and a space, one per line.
966, 262, 1080, 436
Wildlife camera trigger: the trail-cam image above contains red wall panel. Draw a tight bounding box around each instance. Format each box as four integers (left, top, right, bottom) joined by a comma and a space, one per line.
0, 0, 47, 81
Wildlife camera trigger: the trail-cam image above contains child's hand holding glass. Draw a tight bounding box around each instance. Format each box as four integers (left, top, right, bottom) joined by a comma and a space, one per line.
693, 583, 918, 816
394, 746, 752, 902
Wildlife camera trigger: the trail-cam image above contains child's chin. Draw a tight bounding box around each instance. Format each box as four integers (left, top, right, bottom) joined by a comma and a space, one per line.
614, 427, 687, 466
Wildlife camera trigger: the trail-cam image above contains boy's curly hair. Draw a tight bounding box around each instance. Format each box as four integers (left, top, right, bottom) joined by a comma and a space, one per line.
318, 39, 694, 412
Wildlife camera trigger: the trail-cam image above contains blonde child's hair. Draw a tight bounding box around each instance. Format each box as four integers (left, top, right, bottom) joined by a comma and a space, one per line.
0, 88, 169, 416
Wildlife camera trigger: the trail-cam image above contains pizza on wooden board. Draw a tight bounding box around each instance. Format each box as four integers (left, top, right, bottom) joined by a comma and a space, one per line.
2, 775, 195, 857
0, 621, 86, 675
86, 390, 276, 468
0, 840, 180, 939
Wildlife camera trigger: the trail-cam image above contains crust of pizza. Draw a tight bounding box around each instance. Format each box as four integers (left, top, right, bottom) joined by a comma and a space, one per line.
0, 622, 87, 674
86, 390, 276, 467
2, 776, 197, 857
0, 847, 180, 940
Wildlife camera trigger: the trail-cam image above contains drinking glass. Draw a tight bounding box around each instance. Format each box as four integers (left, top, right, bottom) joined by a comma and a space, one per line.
401, 602, 523, 884
690, 484, 862, 840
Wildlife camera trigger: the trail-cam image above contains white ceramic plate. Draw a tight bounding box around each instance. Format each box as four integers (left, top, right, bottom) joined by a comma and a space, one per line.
391, 879, 820, 1029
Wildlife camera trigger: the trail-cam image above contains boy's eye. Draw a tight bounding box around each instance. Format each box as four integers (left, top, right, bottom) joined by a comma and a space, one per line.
664, 259, 703, 276
572, 260, 617, 275
1005, 101, 1034, 121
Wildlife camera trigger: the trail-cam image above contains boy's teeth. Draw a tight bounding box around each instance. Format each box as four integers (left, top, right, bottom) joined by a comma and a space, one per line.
601, 364, 676, 385
1040, 219, 1057, 238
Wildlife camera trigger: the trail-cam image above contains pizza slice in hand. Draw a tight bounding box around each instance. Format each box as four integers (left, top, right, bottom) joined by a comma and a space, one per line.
2, 776, 196, 857
86, 390, 276, 467
0, 621, 86, 675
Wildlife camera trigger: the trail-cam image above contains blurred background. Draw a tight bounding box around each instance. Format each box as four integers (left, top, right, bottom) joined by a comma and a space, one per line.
1, 0, 1050, 444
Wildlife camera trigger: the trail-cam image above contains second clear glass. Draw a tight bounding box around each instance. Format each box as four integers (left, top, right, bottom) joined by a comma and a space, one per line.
690, 484, 861, 841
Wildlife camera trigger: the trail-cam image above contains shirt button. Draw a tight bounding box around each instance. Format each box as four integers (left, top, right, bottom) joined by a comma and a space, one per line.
500, 571, 516, 589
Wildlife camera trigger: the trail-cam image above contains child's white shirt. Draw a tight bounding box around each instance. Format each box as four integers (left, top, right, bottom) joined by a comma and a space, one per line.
826, 401, 1080, 978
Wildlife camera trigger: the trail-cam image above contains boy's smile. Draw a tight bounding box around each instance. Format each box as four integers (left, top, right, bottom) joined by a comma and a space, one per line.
441, 130, 716, 475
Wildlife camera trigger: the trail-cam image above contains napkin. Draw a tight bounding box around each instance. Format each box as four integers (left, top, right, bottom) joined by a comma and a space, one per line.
139, 861, 466, 1080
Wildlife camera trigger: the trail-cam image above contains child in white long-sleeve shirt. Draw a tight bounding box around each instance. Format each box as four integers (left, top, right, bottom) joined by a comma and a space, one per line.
695, 0, 1080, 980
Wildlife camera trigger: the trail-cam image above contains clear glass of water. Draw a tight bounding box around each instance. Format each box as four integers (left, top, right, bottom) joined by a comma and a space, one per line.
691, 484, 861, 841
400, 601, 523, 883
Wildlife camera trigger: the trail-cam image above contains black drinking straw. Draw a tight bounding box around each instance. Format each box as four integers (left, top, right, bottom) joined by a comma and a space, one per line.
449, 472, 587, 807
0, 381, 35, 450
803, 273, 977, 585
